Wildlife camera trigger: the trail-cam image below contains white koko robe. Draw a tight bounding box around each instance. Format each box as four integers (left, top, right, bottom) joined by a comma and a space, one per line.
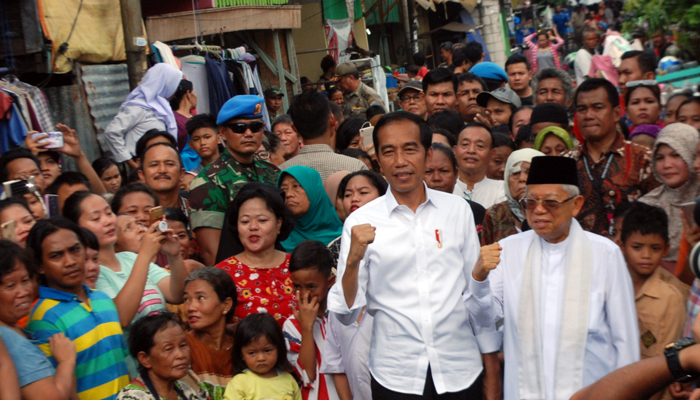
469, 220, 640, 400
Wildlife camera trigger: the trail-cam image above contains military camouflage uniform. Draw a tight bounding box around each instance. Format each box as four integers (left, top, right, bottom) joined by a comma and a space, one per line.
342, 82, 386, 119
188, 150, 280, 230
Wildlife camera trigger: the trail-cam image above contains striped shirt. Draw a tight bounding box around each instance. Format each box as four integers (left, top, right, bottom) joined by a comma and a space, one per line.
283, 312, 339, 400
27, 285, 130, 400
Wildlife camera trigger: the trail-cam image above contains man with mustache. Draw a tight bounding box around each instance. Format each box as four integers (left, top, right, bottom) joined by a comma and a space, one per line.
188, 95, 280, 266
140, 142, 187, 212
564, 78, 658, 237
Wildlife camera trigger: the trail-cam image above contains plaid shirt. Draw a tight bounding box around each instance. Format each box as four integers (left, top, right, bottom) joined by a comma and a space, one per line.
564, 133, 660, 236
278, 144, 368, 183
684, 278, 700, 338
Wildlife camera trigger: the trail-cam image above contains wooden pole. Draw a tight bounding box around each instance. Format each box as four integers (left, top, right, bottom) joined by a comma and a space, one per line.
272, 30, 289, 111
119, 0, 146, 90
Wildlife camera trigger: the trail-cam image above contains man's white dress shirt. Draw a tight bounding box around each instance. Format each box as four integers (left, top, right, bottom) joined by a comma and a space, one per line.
453, 177, 506, 209
469, 229, 640, 400
320, 310, 373, 400
328, 185, 499, 395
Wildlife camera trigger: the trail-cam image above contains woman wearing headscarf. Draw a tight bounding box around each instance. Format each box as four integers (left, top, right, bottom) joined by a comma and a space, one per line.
323, 170, 351, 222
639, 123, 700, 270
277, 166, 343, 252
104, 63, 183, 169
533, 126, 575, 156
481, 148, 544, 245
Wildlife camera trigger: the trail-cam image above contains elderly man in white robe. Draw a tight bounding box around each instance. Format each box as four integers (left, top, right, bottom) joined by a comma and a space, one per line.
468, 156, 640, 400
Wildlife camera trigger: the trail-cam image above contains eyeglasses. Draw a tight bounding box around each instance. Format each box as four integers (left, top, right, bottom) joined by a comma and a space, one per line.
625, 80, 658, 88
255, 150, 270, 160
400, 94, 422, 102
224, 121, 265, 134
519, 195, 576, 212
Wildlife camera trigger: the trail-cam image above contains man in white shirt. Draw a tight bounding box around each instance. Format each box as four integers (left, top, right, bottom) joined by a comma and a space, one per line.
328, 111, 501, 399
452, 122, 507, 209
469, 156, 640, 400
575, 27, 601, 85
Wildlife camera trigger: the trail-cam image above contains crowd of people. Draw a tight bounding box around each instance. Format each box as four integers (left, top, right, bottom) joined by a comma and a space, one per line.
2, 21, 700, 400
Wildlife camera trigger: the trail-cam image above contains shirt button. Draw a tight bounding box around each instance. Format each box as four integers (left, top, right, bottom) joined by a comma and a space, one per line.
424, 318, 429, 323
421, 292, 427, 298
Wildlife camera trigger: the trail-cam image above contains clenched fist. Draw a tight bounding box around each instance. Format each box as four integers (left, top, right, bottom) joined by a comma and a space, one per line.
347, 224, 376, 266
472, 242, 502, 282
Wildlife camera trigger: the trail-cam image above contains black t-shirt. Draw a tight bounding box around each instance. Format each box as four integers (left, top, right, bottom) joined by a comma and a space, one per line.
519, 95, 534, 106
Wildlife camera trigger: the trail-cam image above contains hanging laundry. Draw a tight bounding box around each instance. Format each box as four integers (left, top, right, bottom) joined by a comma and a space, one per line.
204, 54, 235, 115
181, 57, 211, 115
153, 41, 182, 70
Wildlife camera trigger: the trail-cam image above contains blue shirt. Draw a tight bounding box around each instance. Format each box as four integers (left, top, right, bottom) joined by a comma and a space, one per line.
0, 326, 55, 387
552, 13, 569, 34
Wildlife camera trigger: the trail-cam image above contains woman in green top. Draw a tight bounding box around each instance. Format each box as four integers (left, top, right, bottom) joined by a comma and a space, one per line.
277, 166, 343, 252
63, 191, 187, 376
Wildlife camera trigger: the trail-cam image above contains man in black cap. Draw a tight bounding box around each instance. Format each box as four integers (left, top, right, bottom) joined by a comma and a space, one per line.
397, 81, 427, 120
530, 102, 570, 136
469, 155, 640, 400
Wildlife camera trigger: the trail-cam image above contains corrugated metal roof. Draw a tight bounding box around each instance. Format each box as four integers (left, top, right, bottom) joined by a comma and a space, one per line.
80, 63, 131, 156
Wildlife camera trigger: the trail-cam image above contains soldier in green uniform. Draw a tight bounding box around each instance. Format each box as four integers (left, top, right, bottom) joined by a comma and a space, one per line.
263, 86, 284, 120
335, 62, 386, 119
188, 95, 280, 265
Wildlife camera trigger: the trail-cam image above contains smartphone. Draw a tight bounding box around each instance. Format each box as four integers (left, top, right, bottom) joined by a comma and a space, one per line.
360, 124, 375, 154
2, 176, 35, 198
678, 202, 696, 227
149, 206, 163, 226
44, 194, 59, 218
31, 131, 64, 149
1, 221, 15, 241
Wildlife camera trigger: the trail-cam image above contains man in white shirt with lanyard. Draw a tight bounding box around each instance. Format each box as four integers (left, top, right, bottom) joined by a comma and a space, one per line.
328, 111, 501, 399
469, 156, 640, 400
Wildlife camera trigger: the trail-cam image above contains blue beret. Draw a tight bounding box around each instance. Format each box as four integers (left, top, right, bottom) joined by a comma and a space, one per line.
469, 62, 509, 83
216, 95, 264, 124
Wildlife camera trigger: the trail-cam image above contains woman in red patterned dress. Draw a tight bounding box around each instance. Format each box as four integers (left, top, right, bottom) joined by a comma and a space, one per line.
214, 185, 297, 327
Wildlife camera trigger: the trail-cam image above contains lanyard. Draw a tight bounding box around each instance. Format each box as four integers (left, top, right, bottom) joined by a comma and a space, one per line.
583, 153, 614, 191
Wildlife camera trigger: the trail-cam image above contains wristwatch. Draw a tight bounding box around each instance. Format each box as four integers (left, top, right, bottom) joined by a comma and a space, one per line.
664, 338, 698, 383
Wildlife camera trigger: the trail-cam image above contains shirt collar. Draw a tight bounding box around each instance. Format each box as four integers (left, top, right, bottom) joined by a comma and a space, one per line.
580, 132, 626, 158
384, 182, 435, 215
636, 267, 664, 300
39, 284, 92, 302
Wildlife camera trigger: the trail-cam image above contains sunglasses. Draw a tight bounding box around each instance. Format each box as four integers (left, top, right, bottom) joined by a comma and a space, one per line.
625, 80, 657, 88
224, 121, 265, 134
519, 195, 576, 212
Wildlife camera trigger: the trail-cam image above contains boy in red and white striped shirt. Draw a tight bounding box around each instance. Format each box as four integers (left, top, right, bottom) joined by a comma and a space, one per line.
283, 240, 340, 400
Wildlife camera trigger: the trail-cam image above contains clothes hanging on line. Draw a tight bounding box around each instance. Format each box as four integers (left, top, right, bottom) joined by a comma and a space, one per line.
0, 76, 55, 154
